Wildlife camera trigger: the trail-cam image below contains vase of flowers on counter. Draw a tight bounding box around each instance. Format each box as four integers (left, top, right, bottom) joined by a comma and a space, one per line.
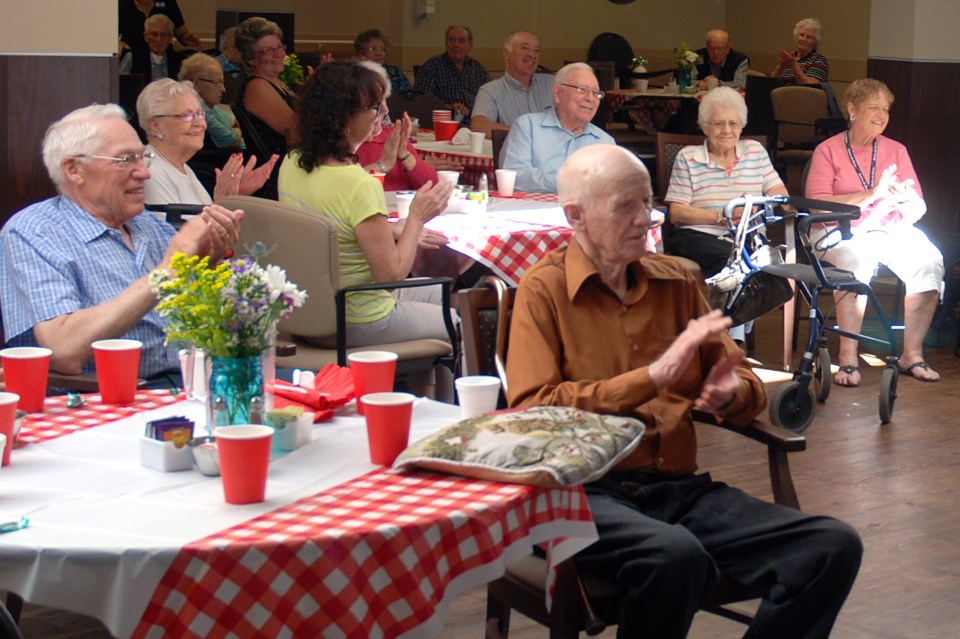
150, 253, 306, 429
673, 42, 701, 92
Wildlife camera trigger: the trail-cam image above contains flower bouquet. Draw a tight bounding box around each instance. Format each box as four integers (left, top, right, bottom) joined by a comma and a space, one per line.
150, 253, 307, 426
673, 42, 702, 91
631, 55, 649, 73
279, 53, 305, 87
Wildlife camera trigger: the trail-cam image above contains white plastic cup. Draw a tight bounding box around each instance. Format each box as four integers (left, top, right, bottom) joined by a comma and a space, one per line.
455, 375, 502, 419
495, 169, 517, 197
395, 191, 415, 219
637, 79, 649, 92
469, 131, 485, 154
437, 170, 460, 186
705, 76, 719, 90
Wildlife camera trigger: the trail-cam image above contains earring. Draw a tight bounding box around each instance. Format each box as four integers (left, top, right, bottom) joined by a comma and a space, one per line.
155, 132, 165, 140
849, 114, 855, 122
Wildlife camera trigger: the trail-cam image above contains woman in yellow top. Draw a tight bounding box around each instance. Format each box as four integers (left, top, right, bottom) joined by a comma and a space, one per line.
278, 61, 453, 347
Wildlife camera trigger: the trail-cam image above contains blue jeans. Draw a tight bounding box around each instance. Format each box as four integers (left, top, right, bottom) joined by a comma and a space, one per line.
577, 471, 862, 639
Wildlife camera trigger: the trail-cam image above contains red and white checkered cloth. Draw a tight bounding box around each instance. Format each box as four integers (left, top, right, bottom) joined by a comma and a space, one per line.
133, 469, 594, 639
15, 390, 184, 446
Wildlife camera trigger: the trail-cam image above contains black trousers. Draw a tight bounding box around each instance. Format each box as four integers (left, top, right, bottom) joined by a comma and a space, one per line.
664, 227, 735, 278
576, 471, 862, 639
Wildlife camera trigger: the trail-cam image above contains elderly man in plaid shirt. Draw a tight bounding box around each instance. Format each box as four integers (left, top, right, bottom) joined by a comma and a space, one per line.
413, 25, 491, 123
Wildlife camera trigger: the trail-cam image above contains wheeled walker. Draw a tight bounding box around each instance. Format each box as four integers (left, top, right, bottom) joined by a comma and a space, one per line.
709, 195, 899, 432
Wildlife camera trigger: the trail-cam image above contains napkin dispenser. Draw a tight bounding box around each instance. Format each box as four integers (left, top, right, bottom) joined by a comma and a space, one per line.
140, 436, 194, 472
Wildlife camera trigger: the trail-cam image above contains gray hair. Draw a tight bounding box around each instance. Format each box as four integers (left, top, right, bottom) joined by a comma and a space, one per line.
554, 62, 595, 87
234, 17, 284, 64
136, 78, 203, 136
358, 59, 391, 99
178, 52, 219, 83
219, 26, 238, 52
793, 17, 822, 44
42, 104, 128, 188
144, 13, 174, 34
698, 86, 748, 128
504, 30, 536, 50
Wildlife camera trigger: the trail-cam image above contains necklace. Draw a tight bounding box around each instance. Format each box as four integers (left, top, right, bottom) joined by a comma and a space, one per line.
843, 130, 877, 190
151, 145, 186, 173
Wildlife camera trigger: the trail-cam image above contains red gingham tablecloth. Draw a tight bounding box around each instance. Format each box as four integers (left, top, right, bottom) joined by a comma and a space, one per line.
133, 469, 594, 639
15, 390, 184, 446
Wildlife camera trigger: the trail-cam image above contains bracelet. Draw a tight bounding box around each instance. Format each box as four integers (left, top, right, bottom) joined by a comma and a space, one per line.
377, 161, 387, 173
397, 152, 411, 162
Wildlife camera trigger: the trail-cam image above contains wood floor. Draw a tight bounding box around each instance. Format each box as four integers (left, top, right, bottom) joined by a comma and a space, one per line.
8, 310, 960, 638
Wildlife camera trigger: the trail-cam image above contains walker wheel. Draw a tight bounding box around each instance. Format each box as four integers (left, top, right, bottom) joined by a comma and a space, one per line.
879, 366, 898, 424
770, 381, 816, 432
813, 347, 831, 402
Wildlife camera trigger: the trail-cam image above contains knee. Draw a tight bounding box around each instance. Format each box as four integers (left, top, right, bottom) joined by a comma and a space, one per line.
811, 517, 863, 578
619, 533, 719, 596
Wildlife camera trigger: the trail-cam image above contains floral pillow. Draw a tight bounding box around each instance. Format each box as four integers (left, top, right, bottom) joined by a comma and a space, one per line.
393, 406, 645, 488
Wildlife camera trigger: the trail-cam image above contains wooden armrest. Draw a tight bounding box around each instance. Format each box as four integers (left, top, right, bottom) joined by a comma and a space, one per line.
692, 410, 806, 453
274, 341, 297, 358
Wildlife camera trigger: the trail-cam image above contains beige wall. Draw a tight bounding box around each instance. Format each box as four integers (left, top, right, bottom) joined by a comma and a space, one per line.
0, 0, 116, 54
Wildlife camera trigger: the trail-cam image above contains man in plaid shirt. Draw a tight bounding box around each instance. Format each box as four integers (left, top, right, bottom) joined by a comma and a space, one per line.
413, 25, 491, 123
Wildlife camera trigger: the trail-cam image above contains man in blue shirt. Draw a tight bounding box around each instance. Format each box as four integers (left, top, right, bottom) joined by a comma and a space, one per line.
471, 30, 554, 139
0, 104, 242, 381
502, 63, 615, 193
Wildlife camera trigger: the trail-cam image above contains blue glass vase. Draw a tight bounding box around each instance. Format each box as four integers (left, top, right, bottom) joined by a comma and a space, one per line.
207, 355, 264, 430
678, 68, 692, 92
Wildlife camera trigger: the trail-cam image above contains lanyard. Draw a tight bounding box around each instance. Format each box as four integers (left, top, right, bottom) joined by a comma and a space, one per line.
843, 131, 878, 190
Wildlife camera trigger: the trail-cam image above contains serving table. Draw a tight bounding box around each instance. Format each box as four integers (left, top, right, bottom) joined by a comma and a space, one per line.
0, 391, 597, 639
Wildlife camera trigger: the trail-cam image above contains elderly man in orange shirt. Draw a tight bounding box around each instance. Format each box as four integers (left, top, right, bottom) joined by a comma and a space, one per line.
506, 144, 862, 639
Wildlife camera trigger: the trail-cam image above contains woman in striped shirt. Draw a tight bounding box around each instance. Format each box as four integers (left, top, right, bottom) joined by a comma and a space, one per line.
664, 87, 788, 277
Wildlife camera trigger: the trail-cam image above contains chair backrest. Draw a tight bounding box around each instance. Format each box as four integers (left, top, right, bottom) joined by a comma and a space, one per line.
452, 276, 515, 392
655, 132, 769, 200
771, 86, 829, 148
230, 100, 273, 164
587, 32, 634, 86
386, 89, 450, 128
219, 195, 340, 339
743, 74, 790, 137
491, 128, 509, 171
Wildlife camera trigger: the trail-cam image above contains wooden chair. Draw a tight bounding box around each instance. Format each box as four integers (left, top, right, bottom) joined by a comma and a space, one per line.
0, 597, 24, 639
770, 85, 829, 182
456, 276, 806, 638
491, 128, 508, 171
220, 195, 458, 385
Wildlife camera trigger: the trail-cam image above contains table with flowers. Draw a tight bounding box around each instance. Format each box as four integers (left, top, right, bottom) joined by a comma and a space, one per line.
0, 392, 598, 639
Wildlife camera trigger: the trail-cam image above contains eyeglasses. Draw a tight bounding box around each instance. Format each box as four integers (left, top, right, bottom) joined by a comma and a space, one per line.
558, 83, 604, 100
155, 110, 206, 123
368, 102, 384, 118
145, 30, 173, 39
706, 120, 742, 130
195, 78, 225, 88
74, 152, 155, 169
255, 44, 286, 57
365, 46, 388, 54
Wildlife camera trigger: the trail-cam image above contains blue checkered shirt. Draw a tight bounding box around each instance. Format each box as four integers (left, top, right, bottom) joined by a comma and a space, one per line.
413, 54, 491, 111
0, 196, 179, 377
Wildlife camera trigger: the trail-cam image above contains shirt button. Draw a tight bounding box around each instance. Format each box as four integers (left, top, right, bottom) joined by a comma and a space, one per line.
657, 457, 665, 466
621, 306, 628, 313
631, 343, 639, 352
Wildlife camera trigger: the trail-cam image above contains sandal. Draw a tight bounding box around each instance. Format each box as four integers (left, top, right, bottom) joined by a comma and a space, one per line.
897, 361, 940, 383
835, 365, 861, 388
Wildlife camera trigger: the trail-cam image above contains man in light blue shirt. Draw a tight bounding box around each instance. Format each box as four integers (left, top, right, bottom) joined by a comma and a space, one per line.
471, 30, 554, 139
0, 104, 242, 380
502, 63, 616, 193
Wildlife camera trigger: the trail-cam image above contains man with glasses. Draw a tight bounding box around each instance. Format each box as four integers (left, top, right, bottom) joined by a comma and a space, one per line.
471, 30, 554, 139
0, 104, 242, 383
502, 62, 614, 193
119, 14, 187, 81
695, 29, 750, 90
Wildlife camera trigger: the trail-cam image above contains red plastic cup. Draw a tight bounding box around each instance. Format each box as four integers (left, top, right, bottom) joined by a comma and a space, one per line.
433, 120, 460, 141
371, 171, 386, 186
362, 392, 415, 465
0, 392, 20, 466
214, 425, 274, 504
0, 347, 52, 413
347, 351, 398, 415
92, 339, 142, 405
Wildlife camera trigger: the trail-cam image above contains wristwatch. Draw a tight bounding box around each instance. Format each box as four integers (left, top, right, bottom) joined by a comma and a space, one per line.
377, 161, 387, 173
